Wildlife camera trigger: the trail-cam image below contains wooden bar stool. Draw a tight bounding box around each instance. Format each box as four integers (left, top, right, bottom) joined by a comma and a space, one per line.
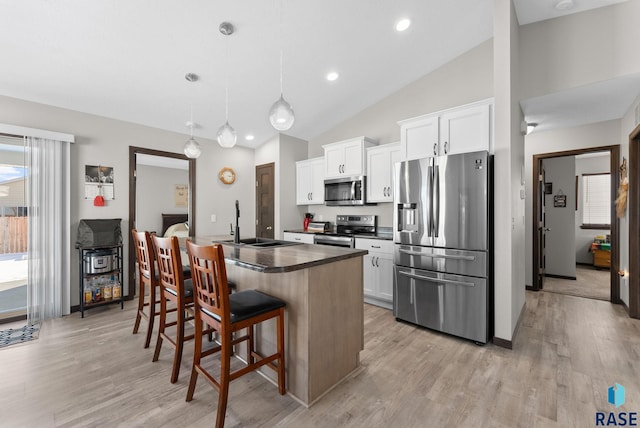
132, 230, 192, 348
151, 235, 197, 383
131, 229, 160, 348
185, 240, 286, 428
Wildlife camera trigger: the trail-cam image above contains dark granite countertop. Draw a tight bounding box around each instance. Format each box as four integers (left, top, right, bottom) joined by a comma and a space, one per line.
182, 236, 367, 274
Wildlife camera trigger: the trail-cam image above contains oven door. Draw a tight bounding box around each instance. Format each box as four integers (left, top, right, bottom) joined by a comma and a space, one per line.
313, 234, 355, 248
324, 177, 366, 206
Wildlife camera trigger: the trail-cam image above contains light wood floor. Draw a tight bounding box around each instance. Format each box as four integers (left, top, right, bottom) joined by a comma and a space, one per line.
544, 265, 610, 301
1, 292, 639, 427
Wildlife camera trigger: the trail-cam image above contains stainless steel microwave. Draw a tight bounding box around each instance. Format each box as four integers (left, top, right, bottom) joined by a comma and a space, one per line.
324, 176, 369, 206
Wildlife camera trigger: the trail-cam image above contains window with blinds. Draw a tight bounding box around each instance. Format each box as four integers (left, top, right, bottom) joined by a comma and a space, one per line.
582, 173, 610, 228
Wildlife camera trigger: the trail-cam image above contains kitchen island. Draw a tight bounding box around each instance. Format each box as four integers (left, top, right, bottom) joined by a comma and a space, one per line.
185, 236, 367, 407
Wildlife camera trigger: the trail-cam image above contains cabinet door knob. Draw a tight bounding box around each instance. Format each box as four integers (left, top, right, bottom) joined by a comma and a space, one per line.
433, 143, 437, 156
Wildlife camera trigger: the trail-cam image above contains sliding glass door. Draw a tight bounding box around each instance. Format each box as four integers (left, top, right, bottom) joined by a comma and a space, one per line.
0, 136, 27, 323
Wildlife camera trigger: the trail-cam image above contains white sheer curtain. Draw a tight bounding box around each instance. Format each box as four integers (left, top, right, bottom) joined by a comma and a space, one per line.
26, 136, 71, 325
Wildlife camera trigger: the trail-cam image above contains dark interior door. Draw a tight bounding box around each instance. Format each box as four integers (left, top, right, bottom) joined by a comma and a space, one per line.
537, 166, 547, 289
256, 163, 275, 239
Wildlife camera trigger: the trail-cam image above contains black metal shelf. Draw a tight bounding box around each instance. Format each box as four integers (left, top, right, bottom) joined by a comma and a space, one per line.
77, 244, 124, 318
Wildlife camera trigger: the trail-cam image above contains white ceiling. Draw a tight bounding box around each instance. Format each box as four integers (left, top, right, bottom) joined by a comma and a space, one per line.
0, 1, 632, 149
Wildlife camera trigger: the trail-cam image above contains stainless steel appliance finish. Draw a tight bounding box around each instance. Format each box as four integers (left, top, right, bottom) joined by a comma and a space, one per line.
313, 234, 355, 248
324, 176, 369, 206
313, 214, 377, 248
393, 151, 492, 343
84, 249, 117, 274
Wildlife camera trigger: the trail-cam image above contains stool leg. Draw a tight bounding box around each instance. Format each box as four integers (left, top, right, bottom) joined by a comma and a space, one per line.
144, 283, 156, 349
152, 292, 166, 363
186, 312, 203, 402
247, 325, 254, 365
171, 304, 185, 383
132, 277, 144, 335
216, 329, 232, 428
277, 308, 286, 395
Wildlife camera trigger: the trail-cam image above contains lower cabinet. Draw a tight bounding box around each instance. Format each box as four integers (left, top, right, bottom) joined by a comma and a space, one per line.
356, 238, 394, 310
283, 232, 315, 244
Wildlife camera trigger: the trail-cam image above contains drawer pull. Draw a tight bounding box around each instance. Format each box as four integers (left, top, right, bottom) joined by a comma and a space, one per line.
398, 248, 475, 261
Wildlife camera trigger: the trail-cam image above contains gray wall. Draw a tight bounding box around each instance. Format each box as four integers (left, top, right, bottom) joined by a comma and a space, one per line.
575, 153, 610, 264
305, 39, 494, 228
0, 94, 257, 305
135, 164, 188, 234
542, 156, 576, 278
519, 1, 640, 100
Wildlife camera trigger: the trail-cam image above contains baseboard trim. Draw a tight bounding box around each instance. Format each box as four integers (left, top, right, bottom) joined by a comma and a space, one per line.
525, 284, 535, 291
492, 301, 527, 350
544, 273, 577, 280
576, 262, 592, 267
0, 314, 27, 325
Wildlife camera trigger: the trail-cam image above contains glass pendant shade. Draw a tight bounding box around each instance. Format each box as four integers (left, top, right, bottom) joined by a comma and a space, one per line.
183, 137, 201, 159
217, 121, 237, 148
269, 95, 295, 131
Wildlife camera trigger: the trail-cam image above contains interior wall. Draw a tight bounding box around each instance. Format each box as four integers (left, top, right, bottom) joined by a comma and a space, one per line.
524, 119, 622, 288
574, 154, 610, 264
135, 164, 188, 234
0, 94, 256, 307
519, 1, 640, 100
618, 93, 640, 305
542, 156, 576, 277
493, 0, 525, 342
304, 39, 494, 228
278, 134, 308, 237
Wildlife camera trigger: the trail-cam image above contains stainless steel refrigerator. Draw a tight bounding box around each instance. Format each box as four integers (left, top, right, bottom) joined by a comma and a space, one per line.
393, 151, 492, 343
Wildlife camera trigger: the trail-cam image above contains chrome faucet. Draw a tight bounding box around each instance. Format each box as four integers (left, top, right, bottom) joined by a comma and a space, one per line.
234, 200, 240, 244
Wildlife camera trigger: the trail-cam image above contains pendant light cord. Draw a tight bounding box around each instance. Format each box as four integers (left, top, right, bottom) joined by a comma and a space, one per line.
279, 0, 284, 97
225, 33, 230, 122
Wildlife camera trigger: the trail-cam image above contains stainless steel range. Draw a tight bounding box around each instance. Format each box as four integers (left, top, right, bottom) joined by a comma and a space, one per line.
313, 215, 377, 248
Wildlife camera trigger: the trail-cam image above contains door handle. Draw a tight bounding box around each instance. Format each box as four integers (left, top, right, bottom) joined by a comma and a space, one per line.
544, 227, 551, 231
444, 141, 448, 154
309, 192, 313, 200
398, 270, 475, 287
375, 257, 379, 267
266, 226, 273, 230
433, 143, 437, 156
371, 257, 375, 267
398, 248, 475, 261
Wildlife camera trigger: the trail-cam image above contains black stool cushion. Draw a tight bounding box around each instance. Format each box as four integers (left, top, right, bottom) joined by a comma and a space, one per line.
165, 279, 194, 298
201, 290, 285, 324
229, 290, 285, 323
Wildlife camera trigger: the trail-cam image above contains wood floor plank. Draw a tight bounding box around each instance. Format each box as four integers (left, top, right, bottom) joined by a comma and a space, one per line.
1, 290, 640, 427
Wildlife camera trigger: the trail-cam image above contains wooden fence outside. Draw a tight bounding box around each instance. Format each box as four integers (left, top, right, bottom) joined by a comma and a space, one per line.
0, 216, 28, 254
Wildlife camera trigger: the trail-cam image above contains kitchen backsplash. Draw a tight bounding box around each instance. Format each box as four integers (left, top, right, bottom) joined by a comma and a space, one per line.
305, 203, 394, 228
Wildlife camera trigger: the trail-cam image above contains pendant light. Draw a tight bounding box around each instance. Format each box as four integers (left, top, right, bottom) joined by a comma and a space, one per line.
217, 22, 237, 148
183, 73, 201, 159
269, 0, 295, 131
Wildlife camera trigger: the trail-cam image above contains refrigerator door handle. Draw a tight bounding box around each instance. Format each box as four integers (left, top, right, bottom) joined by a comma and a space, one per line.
398, 270, 475, 287
433, 164, 440, 238
398, 248, 476, 261
427, 164, 433, 237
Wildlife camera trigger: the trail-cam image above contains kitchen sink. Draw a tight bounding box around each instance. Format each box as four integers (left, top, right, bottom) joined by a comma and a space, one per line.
215, 237, 300, 248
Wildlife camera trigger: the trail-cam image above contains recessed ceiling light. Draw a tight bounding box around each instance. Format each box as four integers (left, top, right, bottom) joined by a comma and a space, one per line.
245, 134, 255, 141
326, 71, 339, 82
555, 0, 574, 10
395, 18, 411, 32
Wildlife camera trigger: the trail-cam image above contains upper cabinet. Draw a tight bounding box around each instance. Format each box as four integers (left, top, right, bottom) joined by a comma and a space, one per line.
323, 136, 377, 179
398, 99, 493, 160
366, 143, 401, 203
296, 157, 324, 205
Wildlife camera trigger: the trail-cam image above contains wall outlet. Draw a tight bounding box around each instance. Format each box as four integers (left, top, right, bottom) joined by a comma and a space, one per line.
210, 214, 217, 222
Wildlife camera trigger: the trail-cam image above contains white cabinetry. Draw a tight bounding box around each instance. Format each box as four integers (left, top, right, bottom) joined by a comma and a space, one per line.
366, 143, 401, 203
399, 99, 493, 161
355, 238, 394, 310
323, 136, 376, 179
296, 157, 324, 205
439, 102, 491, 156
283, 232, 315, 244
